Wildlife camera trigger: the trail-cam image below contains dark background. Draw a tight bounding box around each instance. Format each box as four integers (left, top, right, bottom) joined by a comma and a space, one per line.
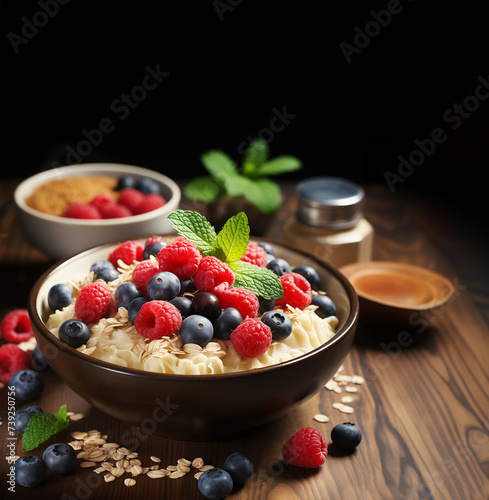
1, 0, 488, 217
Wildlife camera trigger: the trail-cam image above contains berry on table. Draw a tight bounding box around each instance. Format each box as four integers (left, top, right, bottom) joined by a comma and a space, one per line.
75, 281, 113, 324
214, 307, 243, 340
31, 345, 49, 371
132, 259, 160, 297
115, 282, 142, 310
1, 309, 33, 343
158, 238, 202, 280
9, 369, 44, 401
311, 294, 337, 318
193, 256, 235, 295
282, 427, 328, 468
134, 300, 182, 339
43, 443, 76, 474
241, 243, 268, 267
260, 310, 293, 340
0, 343, 32, 383
223, 452, 253, 484
180, 315, 214, 347
218, 287, 259, 320
147, 272, 181, 301
107, 240, 144, 268
58, 319, 90, 348
14, 455, 47, 487
275, 272, 312, 310
293, 265, 321, 290
331, 422, 362, 450
192, 292, 221, 321
14, 405, 43, 433
230, 318, 272, 358
266, 258, 292, 276
198, 467, 234, 499
47, 284, 73, 312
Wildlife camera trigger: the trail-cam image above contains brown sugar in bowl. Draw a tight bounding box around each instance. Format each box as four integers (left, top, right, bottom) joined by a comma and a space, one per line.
28, 237, 358, 441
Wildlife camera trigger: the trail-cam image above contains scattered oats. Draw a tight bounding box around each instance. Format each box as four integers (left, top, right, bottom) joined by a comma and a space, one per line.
178, 458, 192, 467
177, 463, 191, 473
166, 465, 178, 471
111, 452, 124, 461
112, 467, 125, 477
124, 478, 136, 487
150, 464, 160, 470
192, 457, 204, 469
199, 465, 215, 472
117, 447, 131, 455
314, 413, 330, 423
93, 467, 106, 474
341, 395, 354, 404
126, 452, 139, 459
87, 429, 101, 436
80, 461, 97, 468
194, 471, 204, 480
325, 380, 339, 391
340, 405, 354, 414
169, 470, 186, 479
332, 402, 344, 409
147, 470, 168, 479
7, 455, 20, 462
101, 462, 113, 470
129, 458, 142, 466
69, 413, 86, 421
333, 386, 343, 394
76, 451, 88, 459
352, 375, 365, 385
344, 385, 358, 393
104, 473, 115, 483
89, 438, 107, 445
150, 456, 161, 463
131, 465, 143, 476
102, 442, 119, 449
68, 440, 83, 450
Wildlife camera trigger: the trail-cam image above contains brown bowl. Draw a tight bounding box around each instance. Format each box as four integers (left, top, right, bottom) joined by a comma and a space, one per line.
29, 237, 358, 441
340, 261, 455, 326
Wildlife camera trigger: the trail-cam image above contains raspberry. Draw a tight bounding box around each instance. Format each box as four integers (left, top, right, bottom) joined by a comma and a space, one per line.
193, 256, 235, 296
275, 272, 312, 309
108, 240, 144, 268
158, 239, 202, 280
132, 259, 160, 297
117, 188, 145, 214
241, 243, 268, 267
134, 300, 182, 339
99, 203, 132, 219
90, 193, 114, 211
230, 318, 272, 358
1, 309, 33, 343
64, 203, 102, 219
218, 287, 259, 320
145, 235, 164, 248
0, 343, 32, 384
75, 281, 113, 324
134, 193, 166, 214
282, 427, 328, 468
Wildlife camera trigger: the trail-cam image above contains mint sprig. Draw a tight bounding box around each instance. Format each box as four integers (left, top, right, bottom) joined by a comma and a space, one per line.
23, 404, 70, 451
168, 209, 283, 300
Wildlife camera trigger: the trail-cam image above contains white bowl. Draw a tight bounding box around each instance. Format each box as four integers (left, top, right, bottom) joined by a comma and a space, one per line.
14, 163, 181, 260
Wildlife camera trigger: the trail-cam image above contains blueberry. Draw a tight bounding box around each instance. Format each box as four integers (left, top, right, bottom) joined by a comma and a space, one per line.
223, 452, 253, 484
58, 319, 90, 348
261, 310, 293, 340
9, 369, 44, 401
331, 422, 362, 450
258, 296, 275, 315
180, 278, 197, 294
115, 282, 142, 310
95, 265, 120, 283
128, 297, 148, 324
47, 283, 73, 311
14, 405, 43, 433
257, 241, 275, 256
198, 467, 234, 499
143, 242, 166, 260
311, 294, 336, 318
147, 272, 181, 301
43, 443, 76, 475
137, 177, 162, 195
31, 345, 49, 371
169, 296, 194, 319
293, 265, 321, 290
90, 260, 114, 274
180, 315, 214, 347
214, 308, 242, 340
14, 455, 47, 487
192, 292, 221, 321
116, 175, 137, 190
267, 258, 292, 276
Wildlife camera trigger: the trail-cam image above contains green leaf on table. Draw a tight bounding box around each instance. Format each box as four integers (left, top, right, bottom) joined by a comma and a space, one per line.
255, 155, 302, 176
200, 150, 238, 183
23, 404, 70, 451
168, 209, 217, 256
242, 140, 269, 177
242, 177, 282, 214
229, 261, 284, 300
214, 212, 250, 262
184, 176, 224, 203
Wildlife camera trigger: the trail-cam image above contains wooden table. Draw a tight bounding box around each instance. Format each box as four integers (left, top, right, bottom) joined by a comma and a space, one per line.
1, 180, 488, 500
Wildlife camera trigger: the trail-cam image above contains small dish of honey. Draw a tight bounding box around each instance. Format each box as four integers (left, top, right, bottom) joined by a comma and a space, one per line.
339, 261, 455, 326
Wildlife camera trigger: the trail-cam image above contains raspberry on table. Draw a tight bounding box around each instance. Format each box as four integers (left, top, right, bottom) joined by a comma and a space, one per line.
230, 318, 272, 358
64, 203, 102, 219
275, 272, 312, 309
75, 281, 113, 324
218, 287, 259, 319
0, 343, 32, 384
134, 300, 182, 339
132, 259, 160, 297
134, 193, 166, 214
108, 240, 144, 268
282, 427, 328, 468
158, 238, 202, 280
117, 187, 145, 214
1, 309, 33, 343
241, 243, 268, 267
193, 256, 235, 296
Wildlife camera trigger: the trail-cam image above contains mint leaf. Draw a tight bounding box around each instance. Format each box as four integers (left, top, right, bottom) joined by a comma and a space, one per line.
223, 174, 252, 198
243, 177, 282, 214
23, 404, 70, 451
255, 156, 302, 176
242, 140, 269, 177
184, 176, 224, 203
168, 209, 217, 256
201, 150, 238, 184
229, 261, 283, 300
215, 212, 249, 262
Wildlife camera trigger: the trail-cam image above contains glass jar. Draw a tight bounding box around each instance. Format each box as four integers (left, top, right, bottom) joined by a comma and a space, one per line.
283, 177, 374, 268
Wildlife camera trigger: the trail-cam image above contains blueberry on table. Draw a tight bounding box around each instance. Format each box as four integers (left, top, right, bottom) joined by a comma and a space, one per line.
14, 455, 47, 487
214, 308, 243, 340
147, 272, 181, 301
223, 452, 253, 484
9, 369, 44, 401
331, 422, 362, 450
58, 319, 90, 348
261, 310, 293, 340
293, 265, 321, 290
192, 292, 221, 321
267, 258, 292, 276
128, 297, 148, 324
180, 315, 214, 348
169, 296, 194, 319
311, 294, 336, 318
43, 443, 76, 475
47, 283, 73, 311
115, 282, 142, 310
31, 345, 49, 371
198, 467, 234, 499
14, 405, 43, 433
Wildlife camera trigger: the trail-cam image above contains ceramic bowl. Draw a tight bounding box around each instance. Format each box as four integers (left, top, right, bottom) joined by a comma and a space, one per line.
340, 261, 455, 326
14, 163, 181, 260
29, 238, 358, 441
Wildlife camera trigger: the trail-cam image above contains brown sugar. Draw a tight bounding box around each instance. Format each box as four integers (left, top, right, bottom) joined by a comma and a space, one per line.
25, 176, 118, 216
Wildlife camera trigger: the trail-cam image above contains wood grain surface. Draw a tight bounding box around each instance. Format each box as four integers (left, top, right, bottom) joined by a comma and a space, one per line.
1, 180, 488, 500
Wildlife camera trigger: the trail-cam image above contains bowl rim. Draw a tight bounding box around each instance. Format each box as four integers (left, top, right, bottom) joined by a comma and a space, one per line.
14, 163, 181, 226
28, 237, 359, 381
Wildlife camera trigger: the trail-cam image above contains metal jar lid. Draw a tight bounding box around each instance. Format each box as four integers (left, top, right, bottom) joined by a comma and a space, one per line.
296, 177, 365, 229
